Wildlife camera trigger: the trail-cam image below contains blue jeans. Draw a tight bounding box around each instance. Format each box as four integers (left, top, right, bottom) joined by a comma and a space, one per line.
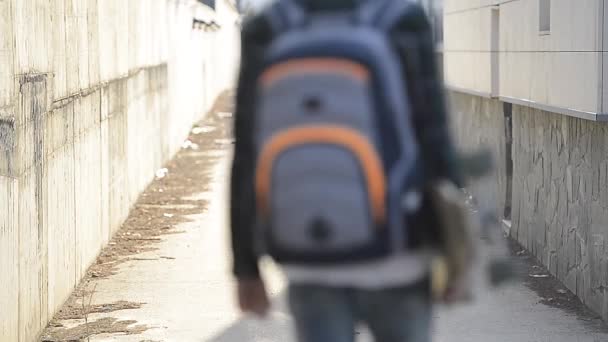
288, 280, 432, 342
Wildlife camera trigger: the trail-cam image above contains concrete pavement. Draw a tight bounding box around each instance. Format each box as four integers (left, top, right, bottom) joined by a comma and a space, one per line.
42, 112, 608, 342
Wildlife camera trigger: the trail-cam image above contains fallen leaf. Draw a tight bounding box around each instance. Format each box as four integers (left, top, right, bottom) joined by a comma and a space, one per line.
192, 126, 215, 134
155, 168, 169, 179
218, 112, 233, 118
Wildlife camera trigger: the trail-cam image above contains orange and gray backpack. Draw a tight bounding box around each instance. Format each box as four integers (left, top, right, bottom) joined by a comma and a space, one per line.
253, 0, 422, 265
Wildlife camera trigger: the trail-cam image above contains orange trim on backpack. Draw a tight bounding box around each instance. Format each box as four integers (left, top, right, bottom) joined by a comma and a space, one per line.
259, 58, 370, 88
256, 125, 386, 225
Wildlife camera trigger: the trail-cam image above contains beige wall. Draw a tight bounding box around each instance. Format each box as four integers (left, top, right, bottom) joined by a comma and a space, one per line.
444, 3, 494, 94
0, 1, 240, 341
444, 0, 606, 114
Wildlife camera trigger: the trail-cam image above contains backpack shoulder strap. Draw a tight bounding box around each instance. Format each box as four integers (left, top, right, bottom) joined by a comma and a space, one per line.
265, 0, 308, 35
356, 0, 391, 26
357, 0, 417, 31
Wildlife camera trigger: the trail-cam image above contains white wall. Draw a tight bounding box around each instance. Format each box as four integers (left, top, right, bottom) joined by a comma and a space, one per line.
444, 2, 494, 94
444, 0, 605, 114
0, 1, 240, 341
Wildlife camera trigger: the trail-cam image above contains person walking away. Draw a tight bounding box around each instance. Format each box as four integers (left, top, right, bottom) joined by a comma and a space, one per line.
229, 0, 464, 341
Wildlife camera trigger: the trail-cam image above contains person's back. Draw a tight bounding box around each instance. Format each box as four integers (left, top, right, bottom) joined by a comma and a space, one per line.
230, 0, 463, 341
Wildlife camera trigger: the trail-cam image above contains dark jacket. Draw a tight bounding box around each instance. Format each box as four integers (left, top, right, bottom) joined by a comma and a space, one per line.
230, 0, 462, 279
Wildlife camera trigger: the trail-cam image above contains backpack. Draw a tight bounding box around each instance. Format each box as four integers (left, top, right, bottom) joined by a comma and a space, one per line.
253, 0, 422, 265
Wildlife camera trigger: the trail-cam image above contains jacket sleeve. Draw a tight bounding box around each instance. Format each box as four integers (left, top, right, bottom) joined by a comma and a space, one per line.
230, 15, 273, 279
391, 5, 464, 188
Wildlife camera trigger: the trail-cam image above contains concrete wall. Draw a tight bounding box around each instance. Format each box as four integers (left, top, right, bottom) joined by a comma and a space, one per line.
0, 1, 240, 341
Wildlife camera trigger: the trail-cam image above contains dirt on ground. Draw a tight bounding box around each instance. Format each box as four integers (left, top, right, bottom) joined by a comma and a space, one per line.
40, 91, 235, 342
54, 300, 145, 321
508, 239, 608, 332
41, 318, 149, 342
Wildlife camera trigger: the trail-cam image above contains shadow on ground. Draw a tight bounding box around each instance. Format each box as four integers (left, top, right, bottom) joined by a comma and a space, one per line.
208, 292, 295, 342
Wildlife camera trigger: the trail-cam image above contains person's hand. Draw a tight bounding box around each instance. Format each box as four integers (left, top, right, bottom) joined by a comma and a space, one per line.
237, 278, 270, 316
431, 257, 473, 305
441, 275, 473, 305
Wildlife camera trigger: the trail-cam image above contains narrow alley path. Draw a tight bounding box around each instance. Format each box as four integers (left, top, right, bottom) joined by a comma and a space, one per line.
42, 95, 608, 342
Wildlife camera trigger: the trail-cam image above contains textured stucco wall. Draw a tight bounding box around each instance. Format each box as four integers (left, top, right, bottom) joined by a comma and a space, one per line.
449, 90, 608, 322
511, 105, 608, 321
0, 1, 240, 341
449, 91, 507, 216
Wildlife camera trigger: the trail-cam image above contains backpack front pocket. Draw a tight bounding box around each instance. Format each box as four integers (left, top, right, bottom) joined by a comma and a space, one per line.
256, 125, 386, 253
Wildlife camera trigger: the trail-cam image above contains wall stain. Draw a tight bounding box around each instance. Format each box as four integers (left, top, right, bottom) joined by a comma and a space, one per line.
0, 117, 16, 176
20, 74, 47, 252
